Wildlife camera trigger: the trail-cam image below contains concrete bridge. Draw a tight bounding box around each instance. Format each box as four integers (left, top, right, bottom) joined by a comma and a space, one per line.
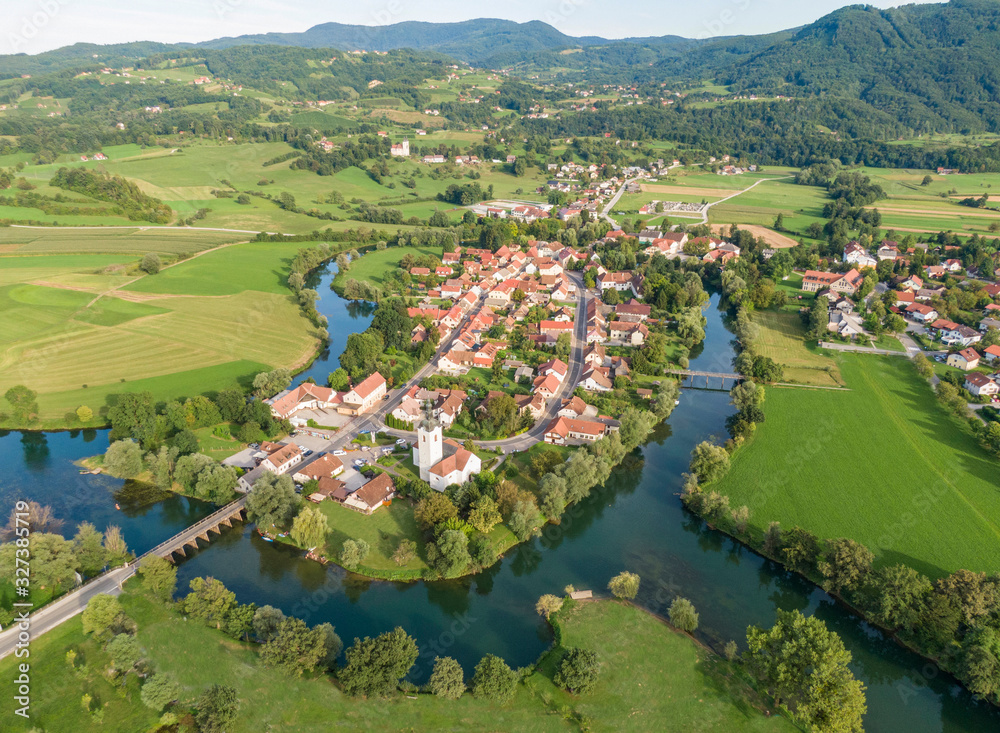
665, 369, 744, 390
0, 496, 247, 660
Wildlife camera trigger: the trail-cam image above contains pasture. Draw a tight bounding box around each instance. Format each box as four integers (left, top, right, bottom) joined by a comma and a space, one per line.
753, 310, 844, 387
713, 354, 1000, 577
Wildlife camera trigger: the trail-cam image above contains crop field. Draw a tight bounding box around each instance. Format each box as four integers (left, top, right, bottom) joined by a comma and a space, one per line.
753, 310, 844, 387
714, 354, 1000, 577
0, 241, 319, 424
708, 179, 828, 232
0, 227, 243, 255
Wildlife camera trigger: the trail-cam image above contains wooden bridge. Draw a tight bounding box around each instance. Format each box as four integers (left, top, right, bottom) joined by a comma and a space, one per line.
140, 495, 248, 563
665, 369, 744, 389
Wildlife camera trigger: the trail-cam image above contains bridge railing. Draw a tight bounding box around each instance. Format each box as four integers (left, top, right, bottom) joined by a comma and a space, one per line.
137, 496, 247, 562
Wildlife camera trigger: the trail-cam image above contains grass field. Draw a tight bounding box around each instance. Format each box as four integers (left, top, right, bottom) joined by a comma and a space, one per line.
0, 227, 243, 256
0, 586, 790, 733
714, 354, 1000, 577
318, 500, 430, 576
335, 245, 442, 289
753, 310, 845, 387
0, 240, 320, 424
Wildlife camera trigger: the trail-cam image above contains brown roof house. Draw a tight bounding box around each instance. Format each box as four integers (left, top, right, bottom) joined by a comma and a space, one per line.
344, 473, 396, 515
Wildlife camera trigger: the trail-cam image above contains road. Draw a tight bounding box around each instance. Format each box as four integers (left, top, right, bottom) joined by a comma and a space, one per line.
0, 497, 248, 660
697, 175, 794, 224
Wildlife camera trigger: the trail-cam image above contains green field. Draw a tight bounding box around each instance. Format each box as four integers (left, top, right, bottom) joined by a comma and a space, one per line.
0, 227, 242, 256
714, 354, 1000, 577
335, 245, 442, 289
0, 240, 319, 424
319, 500, 430, 577
753, 310, 845, 387
0, 586, 790, 733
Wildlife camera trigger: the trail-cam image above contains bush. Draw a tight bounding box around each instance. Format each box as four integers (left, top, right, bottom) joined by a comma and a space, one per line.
668, 597, 699, 632
428, 656, 465, 700
608, 571, 640, 600
471, 654, 518, 703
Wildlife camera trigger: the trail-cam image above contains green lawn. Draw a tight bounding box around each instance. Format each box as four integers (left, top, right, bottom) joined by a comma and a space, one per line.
0, 586, 791, 733
335, 245, 442, 289
714, 354, 1000, 577
318, 499, 430, 577
753, 310, 844, 387
527, 600, 796, 733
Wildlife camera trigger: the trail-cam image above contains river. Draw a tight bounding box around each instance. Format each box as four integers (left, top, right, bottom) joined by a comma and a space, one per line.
5, 276, 998, 732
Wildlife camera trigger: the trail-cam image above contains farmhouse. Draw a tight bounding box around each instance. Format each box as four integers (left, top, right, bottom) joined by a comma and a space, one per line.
947, 348, 981, 371
615, 300, 651, 322
268, 383, 340, 422
801, 269, 864, 295
338, 373, 387, 416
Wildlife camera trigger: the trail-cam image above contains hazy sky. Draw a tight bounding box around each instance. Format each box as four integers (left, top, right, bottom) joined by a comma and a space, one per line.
2, 0, 940, 55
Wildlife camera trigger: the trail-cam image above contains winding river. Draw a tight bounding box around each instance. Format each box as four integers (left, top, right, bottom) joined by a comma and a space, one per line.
4, 267, 998, 732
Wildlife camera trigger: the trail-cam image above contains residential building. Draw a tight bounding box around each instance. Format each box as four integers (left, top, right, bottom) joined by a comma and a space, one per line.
801, 269, 864, 295
344, 474, 396, 515
338, 373, 387, 415
947, 348, 981, 371
291, 454, 344, 483
964, 373, 999, 397
905, 304, 939, 324
543, 416, 618, 445
843, 242, 877, 269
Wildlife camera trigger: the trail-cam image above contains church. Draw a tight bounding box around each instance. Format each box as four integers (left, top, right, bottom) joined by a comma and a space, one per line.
412, 414, 482, 492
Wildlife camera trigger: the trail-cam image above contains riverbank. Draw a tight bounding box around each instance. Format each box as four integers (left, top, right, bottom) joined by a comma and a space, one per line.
0, 580, 794, 733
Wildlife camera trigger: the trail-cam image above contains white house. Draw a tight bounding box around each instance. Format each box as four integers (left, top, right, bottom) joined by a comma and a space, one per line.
964, 372, 999, 397
338, 373, 387, 415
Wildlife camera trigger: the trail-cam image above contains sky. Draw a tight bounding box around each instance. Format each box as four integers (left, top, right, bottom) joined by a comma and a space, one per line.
2, 0, 941, 56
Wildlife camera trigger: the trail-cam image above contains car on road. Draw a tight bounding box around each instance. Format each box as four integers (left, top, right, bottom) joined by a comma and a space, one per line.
304, 449, 313, 456
333, 450, 346, 456
395, 439, 408, 445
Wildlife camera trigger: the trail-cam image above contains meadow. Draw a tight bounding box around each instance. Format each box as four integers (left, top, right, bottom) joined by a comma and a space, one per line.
713, 354, 1000, 577
0, 585, 790, 733
0, 239, 320, 425
752, 310, 845, 387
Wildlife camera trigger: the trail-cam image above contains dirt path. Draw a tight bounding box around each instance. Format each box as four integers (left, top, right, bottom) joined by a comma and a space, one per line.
710, 224, 799, 248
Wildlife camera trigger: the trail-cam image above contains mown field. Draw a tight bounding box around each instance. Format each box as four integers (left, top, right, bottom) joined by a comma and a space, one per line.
714, 354, 1000, 577
0, 237, 319, 425
753, 310, 845, 387
0, 587, 791, 733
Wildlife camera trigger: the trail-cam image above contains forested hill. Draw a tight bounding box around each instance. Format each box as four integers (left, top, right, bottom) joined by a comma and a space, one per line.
198, 19, 614, 64
721, 0, 1000, 131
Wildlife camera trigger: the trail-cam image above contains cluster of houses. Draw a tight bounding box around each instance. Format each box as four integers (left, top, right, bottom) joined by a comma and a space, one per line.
266, 372, 388, 427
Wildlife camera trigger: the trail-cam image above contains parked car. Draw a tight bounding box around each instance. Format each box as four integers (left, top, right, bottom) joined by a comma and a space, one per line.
395, 439, 408, 446
249, 443, 259, 450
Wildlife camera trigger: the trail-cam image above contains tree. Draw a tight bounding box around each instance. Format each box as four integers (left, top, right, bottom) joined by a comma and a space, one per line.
468, 496, 502, 533
339, 627, 419, 697
431, 529, 471, 576
340, 539, 370, 569
225, 603, 257, 642
107, 633, 141, 672
103, 439, 143, 479
730, 381, 765, 413
535, 594, 563, 619
251, 368, 292, 399
689, 441, 730, 483
245, 472, 299, 531
537, 473, 567, 519
668, 597, 699, 632
933, 569, 999, 626
260, 617, 325, 676
172, 428, 199, 455
73, 522, 108, 575
471, 654, 518, 703
195, 684, 239, 733
392, 539, 417, 566
316, 622, 343, 670
138, 554, 177, 602
328, 367, 350, 391
4, 385, 38, 424
76, 405, 93, 422
608, 571, 640, 600
194, 463, 238, 503
139, 252, 162, 274
414, 493, 458, 530
555, 332, 571, 358
182, 576, 236, 629
958, 627, 1000, 702
866, 564, 932, 631
290, 505, 330, 550
107, 392, 157, 448
253, 605, 286, 642
507, 499, 538, 541
652, 382, 680, 419
82, 594, 126, 639
554, 647, 600, 694
818, 538, 874, 595
781, 527, 821, 574
921, 175, 933, 186
428, 656, 466, 700
745, 610, 866, 732
141, 674, 180, 712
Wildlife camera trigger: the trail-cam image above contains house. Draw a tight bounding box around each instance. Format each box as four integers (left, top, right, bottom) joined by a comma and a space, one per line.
538, 359, 568, 382
309, 477, 349, 505
801, 269, 864, 295
608, 321, 648, 346
391, 397, 423, 424
292, 454, 344, 483
940, 324, 982, 347
983, 345, 1000, 364
338, 373, 387, 415
543, 416, 618, 445
979, 317, 1000, 333
947, 348, 980, 371
843, 242, 877, 269
237, 465, 271, 493
390, 140, 410, 157
344, 474, 396, 515
597, 271, 640, 295
615, 300, 651, 322
964, 372, 999, 397
259, 442, 303, 475
828, 312, 867, 339
580, 366, 613, 392
532, 373, 562, 400
514, 392, 547, 419
412, 417, 482, 491
558, 395, 589, 418
943, 259, 963, 273
877, 242, 899, 261
267, 383, 339, 422
905, 304, 939, 324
